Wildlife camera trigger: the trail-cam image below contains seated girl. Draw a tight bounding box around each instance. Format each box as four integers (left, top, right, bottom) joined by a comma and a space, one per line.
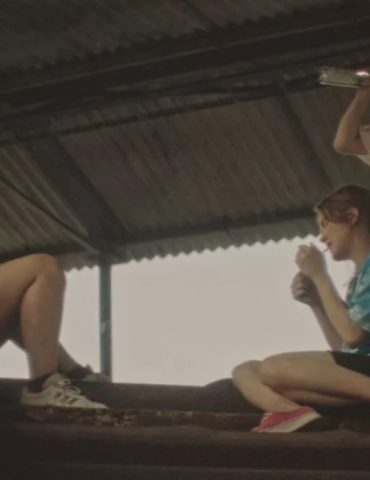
232, 185, 370, 432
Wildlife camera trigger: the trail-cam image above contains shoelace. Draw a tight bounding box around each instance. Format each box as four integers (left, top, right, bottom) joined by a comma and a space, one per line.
52, 378, 86, 405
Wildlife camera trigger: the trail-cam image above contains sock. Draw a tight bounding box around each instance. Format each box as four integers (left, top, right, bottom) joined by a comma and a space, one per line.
66, 365, 91, 380
28, 373, 54, 393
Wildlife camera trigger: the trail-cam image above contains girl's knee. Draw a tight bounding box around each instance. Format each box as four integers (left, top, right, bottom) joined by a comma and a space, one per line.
259, 354, 293, 388
232, 360, 259, 382
28, 254, 65, 286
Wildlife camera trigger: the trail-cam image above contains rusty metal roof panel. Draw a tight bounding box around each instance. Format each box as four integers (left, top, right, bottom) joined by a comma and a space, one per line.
0, 144, 89, 258
0, 1, 368, 267
58, 95, 325, 227
0, 0, 343, 72
191, 0, 342, 23
287, 87, 370, 185
0, 93, 320, 264
118, 218, 315, 263
2, 83, 369, 267
0, 183, 76, 257
49, 84, 369, 266
0, 145, 86, 234
52, 95, 326, 264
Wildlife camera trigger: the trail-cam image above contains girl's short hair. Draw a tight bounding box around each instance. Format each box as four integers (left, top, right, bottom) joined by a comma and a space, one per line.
315, 184, 370, 228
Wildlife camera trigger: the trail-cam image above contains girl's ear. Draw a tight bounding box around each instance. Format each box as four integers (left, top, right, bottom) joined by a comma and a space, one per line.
346, 207, 360, 225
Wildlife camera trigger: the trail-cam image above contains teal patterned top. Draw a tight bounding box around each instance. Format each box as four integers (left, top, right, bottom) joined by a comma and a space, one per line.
342, 254, 370, 355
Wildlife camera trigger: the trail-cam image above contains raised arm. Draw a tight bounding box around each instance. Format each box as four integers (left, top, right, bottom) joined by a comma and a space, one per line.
333, 86, 370, 156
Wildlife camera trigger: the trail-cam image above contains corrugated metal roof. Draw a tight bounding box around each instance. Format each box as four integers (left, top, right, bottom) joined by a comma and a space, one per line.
59, 88, 370, 263
1, 85, 369, 266
0, 145, 90, 257
0, 0, 342, 73
59, 96, 325, 232
0, 0, 368, 268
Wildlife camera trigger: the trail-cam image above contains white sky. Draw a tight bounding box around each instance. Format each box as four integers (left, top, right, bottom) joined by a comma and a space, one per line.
0, 235, 353, 385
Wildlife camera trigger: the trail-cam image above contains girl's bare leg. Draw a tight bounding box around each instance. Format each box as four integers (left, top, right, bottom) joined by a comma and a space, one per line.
232, 361, 301, 412
11, 329, 80, 374
232, 352, 367, 412
259, 351, 370, 403
0, 254, 65, 379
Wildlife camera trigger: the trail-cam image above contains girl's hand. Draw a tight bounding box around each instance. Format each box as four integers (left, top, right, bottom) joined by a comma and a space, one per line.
291, 272, 321, 307
295, 243, 327, 280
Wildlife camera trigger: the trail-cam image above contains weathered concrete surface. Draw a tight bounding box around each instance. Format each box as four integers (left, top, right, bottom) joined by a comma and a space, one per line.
1, 377, 370, 479
0, 377, 253, 412
0, 405, 259, 430
1, 377, 370, 420
1, 420, 370, 469
1, 463, 370, 480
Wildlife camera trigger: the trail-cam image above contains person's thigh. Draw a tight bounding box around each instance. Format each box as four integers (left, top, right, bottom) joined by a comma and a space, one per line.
264, 350, 337, 365
0, 255, 47, 344
268, 351, 370, 377
259, 351, 338, 387
284, 388, 360, 406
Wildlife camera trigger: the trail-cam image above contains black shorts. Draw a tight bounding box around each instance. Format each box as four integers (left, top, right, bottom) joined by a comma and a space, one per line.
331, 351, 370, 377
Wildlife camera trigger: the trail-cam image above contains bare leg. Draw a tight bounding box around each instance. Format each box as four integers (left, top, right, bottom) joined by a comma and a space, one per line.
232, 353, 366, 412
259, 351, 370, 403
56, 344, 81, 373
0, 254, 66, 379
11, 328, 80, 373
283, 389, 358, 407
232, 361, 301, 412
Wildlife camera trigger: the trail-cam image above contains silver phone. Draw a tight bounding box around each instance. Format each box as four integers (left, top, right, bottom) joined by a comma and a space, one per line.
319, 67, 370, 88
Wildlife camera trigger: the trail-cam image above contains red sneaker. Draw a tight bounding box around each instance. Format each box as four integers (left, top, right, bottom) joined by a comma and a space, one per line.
252, 406, 321, 433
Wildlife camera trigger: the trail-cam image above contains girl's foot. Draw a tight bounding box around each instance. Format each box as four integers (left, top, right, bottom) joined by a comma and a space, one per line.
252, 406, 321, 433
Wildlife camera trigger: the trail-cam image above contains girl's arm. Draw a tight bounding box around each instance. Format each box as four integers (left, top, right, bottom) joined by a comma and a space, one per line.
333, 87, 370, 156
291, 272, 342, 349
310, 301, 343, 350
313, 272, 367, 348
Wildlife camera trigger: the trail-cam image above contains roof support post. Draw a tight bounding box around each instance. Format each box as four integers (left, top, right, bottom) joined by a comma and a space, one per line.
99, 257, 112, 380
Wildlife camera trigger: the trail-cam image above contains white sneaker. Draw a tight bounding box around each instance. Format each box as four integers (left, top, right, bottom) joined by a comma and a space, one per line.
82, 365, 110, 383
21, 373, 108, 409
